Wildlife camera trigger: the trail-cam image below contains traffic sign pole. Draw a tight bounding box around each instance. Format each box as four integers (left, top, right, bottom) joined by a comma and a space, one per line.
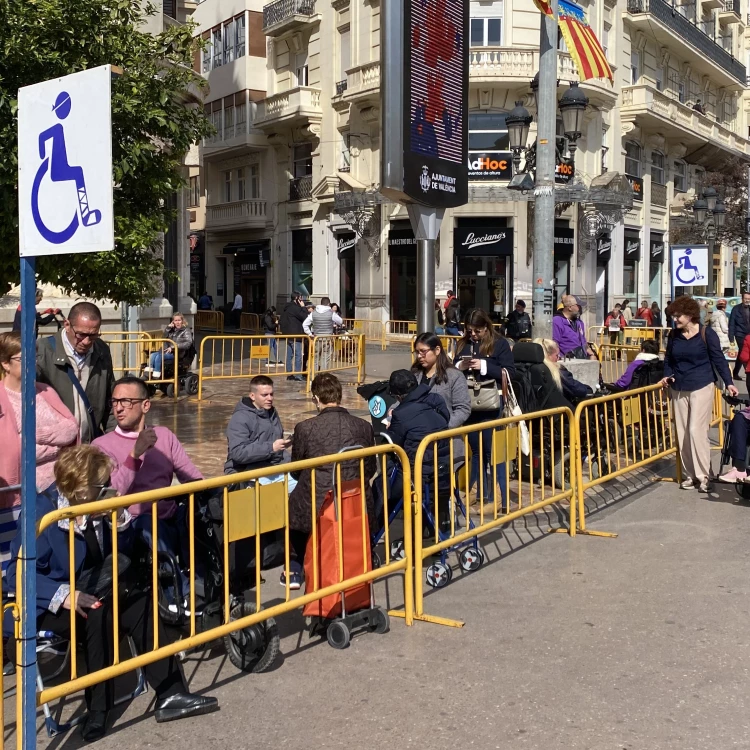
19, 255, 37, 750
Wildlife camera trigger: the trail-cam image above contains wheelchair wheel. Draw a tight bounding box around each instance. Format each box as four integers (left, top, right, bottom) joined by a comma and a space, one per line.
185, 373, 199, 396
166, 383, 175, 398
552, 452, 571, 490
223, 602, 280, 673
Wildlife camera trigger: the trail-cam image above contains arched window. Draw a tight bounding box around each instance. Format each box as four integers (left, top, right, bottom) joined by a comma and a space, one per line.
624, 141, 641, 177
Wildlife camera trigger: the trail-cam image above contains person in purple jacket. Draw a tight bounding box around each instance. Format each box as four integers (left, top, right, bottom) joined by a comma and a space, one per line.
552, 295, 596, 359
612, 340, 661, 389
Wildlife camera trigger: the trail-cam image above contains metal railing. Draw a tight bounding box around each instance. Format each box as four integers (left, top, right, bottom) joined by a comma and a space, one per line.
308, 334, 366, 387
240, 312, 263, 334
262, 0, 316, 29
195, 310, 224, 334
651, 182, 668, 206
289, 175, 312, 201
341, 319, 386, 349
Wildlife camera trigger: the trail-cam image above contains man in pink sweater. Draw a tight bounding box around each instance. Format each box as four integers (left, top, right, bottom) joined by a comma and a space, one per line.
93, 377, 202, 612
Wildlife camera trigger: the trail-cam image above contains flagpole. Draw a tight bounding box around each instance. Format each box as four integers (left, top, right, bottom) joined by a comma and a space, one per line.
532, 0, 559, 340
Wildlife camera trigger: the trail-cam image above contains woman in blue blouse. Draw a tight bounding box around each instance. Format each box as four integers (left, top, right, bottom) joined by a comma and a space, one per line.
661, 296, 737, 492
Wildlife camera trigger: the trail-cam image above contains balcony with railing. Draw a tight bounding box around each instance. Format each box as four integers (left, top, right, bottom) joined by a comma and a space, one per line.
289, 175, 312, 201
651, 183, 668, 207
254, 86, 323, 131
206, 200, 268, 230
625, 0, 746, 85
718, 0, 742, 21
621, 82, 750, 155
343, 61, 381, 105
262, 0, 318, 36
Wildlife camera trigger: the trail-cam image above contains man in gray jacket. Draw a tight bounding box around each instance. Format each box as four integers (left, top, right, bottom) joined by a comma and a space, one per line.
36, 301, 116, 442
224, 375, 292, 475
303, 297, 343, 371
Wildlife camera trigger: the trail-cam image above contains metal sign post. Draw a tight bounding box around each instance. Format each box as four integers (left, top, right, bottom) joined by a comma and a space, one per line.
381, 0, 469, 333
17, 65, 114, 750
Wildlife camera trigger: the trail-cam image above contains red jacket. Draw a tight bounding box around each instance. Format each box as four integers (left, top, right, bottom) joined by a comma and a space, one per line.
604, 313, 626, 329
636, 307, 653, 326
740, 335, 750, 364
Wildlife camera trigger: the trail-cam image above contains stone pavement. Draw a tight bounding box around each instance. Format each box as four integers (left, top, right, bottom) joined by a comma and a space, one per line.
27, 455, 750, 750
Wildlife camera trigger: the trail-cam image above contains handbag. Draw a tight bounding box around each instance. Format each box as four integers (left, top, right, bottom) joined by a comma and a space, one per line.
467, 373, 501, 412
502, 370, 530, 456
700, 326, 725, 390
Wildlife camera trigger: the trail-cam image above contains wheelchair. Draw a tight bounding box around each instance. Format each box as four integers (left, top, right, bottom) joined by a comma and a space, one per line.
133, 487, 281, 673
141, 343, 199, 398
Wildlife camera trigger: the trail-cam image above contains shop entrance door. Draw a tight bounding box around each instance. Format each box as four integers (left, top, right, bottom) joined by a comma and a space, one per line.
390, 255, 417, 320
456, 255, 510, 323
241, 275, 267, 314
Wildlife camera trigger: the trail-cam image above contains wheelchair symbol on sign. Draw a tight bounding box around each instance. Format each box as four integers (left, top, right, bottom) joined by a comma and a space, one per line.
30, 91, 102, 245
675, 248, 704, 285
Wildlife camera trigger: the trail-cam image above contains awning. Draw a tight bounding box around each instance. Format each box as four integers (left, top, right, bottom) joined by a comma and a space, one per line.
222, 240, 271, 268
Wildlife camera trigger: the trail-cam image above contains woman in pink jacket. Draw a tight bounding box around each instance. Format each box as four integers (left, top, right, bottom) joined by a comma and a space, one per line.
0, 332, 78, 508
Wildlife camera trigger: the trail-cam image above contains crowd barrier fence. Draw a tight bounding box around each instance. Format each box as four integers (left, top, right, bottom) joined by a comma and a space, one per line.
22, 444, 413, 721
385, 320, 418, 341
239, 313, 262, 334
589, 326, 670, 349
597, 344, 642, 384
195, 310, 224, 334
307, 334, 366, 389
342, 319, 387, 350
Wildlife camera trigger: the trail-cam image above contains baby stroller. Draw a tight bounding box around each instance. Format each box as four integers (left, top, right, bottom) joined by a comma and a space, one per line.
134, 487, 281, 673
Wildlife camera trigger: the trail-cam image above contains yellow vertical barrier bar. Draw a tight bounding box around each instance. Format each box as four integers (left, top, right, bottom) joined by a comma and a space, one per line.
550, 414, 557, 496
491, 427, 498, 519
335, 464, 344, 585
477, 424, 484, 509
528, 418, 534, 507
360, 459, 367, 574
255, 483, 262, 611
414, 447, 424, 617
504, 425, 511, 515
152, 507, 159, 650
69, 523, 78, 679
594, 404, 603, 478
189, 492, 196, 637
571, 409, 581, 536
449, 439, 456, 533
311, 469, 318, 591
223, 487, 230, 624
110, 512, 120, 665
539, 419, 546, 503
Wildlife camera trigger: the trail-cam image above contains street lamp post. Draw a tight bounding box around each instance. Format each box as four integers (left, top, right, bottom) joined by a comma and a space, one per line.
558, 82, 589, 164
692, 187, 726, 295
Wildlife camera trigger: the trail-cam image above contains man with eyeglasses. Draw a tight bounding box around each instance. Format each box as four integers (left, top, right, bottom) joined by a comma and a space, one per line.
93, 377, 203, 613
37, 301, 116, 442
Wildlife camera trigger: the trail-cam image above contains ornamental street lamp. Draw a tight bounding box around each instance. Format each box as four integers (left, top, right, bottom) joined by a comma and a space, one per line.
506, 100, 533, 175
558, 82, 589, 161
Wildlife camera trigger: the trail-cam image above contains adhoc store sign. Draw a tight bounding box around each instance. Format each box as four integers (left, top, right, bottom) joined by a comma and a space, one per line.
467, 152, 574, 183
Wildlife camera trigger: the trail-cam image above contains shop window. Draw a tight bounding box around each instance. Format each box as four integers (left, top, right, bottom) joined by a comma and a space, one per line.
625, 141, 641, 177
622, 263, 637, 297
292, 229, 313, 298
468, 113, 509, 151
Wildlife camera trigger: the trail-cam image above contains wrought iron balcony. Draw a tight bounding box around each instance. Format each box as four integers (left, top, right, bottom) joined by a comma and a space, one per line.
263, 0, 317, 36
626, 0, 745, 84
289, 175, 312, 201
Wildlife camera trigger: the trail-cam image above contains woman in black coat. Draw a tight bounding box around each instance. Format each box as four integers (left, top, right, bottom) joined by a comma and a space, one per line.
455, 308, 515, 505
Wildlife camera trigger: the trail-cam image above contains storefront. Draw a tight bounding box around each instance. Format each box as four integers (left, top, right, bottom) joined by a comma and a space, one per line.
623, 229, 641, 299
453, 218, 513, 323
595, 234, 612, 325
224, 240, 271, 314
649, 233, 664, 307
553, 222, 574, 308
335, 230, 356, 318
292, 228, 313, 299
388, 221, 417, 321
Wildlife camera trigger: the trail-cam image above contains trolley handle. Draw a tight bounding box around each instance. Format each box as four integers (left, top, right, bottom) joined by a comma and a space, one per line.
723, 393, 750, 408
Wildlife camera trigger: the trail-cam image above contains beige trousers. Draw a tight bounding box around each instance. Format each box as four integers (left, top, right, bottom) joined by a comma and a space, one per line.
672, 383, 715, 482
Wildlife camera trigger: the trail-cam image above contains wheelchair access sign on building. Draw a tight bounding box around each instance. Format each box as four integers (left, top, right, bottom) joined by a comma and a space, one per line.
18, 65, 114, 256
670, 244, 709, 288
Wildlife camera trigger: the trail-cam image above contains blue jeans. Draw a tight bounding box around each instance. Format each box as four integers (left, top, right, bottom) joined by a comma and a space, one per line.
467, 408, 507, 504
149, 350, 174, 374
265, 333, 278, 362
133, 511, 189, 603
446, 326, 460, 336
286, 340, 303, 373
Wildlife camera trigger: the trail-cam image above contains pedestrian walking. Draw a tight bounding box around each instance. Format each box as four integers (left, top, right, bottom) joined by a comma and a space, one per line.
279, 293, 308, 381
710, 299, 730, 350
264, 306, 279, 365
662, 296, 737, 493
231, 291, 243, 329
729, 292, 750, 379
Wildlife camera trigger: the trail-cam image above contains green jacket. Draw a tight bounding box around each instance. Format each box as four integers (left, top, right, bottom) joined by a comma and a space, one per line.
36, 331, 116, 440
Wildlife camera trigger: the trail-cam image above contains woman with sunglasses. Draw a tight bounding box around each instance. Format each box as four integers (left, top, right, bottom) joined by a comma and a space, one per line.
411, 332, 471, 465
455, 309, 515, 504
0, 331, 78, 509
4, 444, 219, 742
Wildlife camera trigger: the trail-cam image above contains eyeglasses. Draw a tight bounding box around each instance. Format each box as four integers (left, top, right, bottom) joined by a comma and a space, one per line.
414, 347, 433, 356
8, 356, 21, 363
109, 398, 146, 409
70, 325, 102, 342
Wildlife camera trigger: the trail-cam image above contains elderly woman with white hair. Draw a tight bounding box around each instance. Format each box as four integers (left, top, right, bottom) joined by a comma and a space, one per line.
534, 338, 593, 404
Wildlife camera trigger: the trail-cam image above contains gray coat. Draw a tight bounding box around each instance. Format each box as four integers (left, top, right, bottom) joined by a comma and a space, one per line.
415, 366, 471, 465
36, 331, 116, 439
224, 398, 285, 475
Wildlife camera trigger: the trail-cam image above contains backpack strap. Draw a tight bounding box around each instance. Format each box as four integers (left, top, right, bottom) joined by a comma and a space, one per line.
48, 336, 101, 439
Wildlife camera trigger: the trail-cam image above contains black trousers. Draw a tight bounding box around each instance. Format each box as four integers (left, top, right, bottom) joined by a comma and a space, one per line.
35, 590, 184, 712
735, 336, 746, 376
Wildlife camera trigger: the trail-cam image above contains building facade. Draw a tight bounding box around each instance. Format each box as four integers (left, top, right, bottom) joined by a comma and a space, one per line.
192, 0, 750, 326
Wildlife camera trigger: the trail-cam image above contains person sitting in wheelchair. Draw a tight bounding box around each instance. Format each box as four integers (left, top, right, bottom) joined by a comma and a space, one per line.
4, 445, 218, 743
536, 338, 593, 406
144, 311, 194, 381
607, 340, 661, 392
719, 402, 750, 483
92, 377, 203, 615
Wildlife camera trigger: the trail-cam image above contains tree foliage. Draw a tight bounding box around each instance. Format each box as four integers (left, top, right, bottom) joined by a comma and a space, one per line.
0, 0, 211, 304
669, 157, 748, 250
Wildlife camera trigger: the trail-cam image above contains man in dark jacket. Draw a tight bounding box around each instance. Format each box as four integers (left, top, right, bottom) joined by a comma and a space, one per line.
36, 301, 115, 442
224, 375, 291, 475
286, 373, 376, 589
503, 299, 532, 341
279, 292, 308, 381
729, 292, 750, 379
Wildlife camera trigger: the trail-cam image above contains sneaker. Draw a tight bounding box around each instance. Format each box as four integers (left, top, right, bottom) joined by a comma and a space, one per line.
152, 371, 162, 379
719, 468, 747, 483
280, 568, 303, 590
142, 367, 152, 375
680, 478, 696, 490
698, 479, 713, 493
167, 600, 191, 617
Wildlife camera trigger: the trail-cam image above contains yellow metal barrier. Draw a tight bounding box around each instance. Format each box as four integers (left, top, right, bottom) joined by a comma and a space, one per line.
195, 310, 224, 334
198, 334, 311, 400
598, 344, 642, 385
342, 318, 386, 350
240, 312, 262, 334
572, 383, 677, 536
386, 320, 419, 341
29, 444, 413, 709
412, 407, 576, 626
589, 326, 669, 350
307, 334, 366, 390
102, 336, 180, 400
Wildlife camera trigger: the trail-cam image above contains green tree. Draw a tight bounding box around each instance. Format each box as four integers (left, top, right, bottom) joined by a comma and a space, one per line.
0, 0, 211, 304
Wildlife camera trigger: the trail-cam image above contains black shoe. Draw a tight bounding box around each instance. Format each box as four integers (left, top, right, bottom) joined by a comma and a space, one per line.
154, 693, 219, 723
286, 375, 296, 381
293, 375, 306, 382
80, 711, 108, 743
